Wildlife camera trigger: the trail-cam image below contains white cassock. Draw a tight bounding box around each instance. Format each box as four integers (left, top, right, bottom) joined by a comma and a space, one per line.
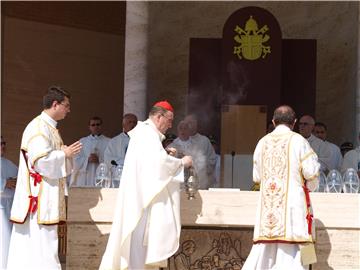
341, 146, 360, 173
7, 111, 72, 270
104, 132, 130, 188
325, 141, 342, 171
99, 119, 184, 270
307, 134, 332, 172
0, 157, 18, 269
243, 125, 320, 270
213, 154, 221, 188
70, 134, 110, 187
169, 138, 191, 157
178, 133, 216, 189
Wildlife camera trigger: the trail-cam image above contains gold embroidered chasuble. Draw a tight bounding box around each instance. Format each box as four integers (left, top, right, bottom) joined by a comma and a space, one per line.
252, 125, 320, 244
10, 112, 71, 224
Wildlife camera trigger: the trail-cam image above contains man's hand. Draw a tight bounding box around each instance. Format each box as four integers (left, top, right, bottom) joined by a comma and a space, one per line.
5, 178, 16, 189
63, 141, 82, 158
166, 147, 177, 157
181, 155, 193, 168
88, 153, 99, 163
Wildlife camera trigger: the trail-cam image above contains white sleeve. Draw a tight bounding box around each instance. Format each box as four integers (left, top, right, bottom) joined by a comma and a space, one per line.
341, 150, 359, 173
0, 176, 6, 192
205, 139, 216, 174
253, 140, 262, 183
27, 134, 69, 180
317, 141, 332, 171
73, 138, 88, 172
300, 140, 320, 191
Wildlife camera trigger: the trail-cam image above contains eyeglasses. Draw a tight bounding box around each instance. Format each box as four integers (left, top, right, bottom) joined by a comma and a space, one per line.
59, 102, 71, 109
161, 114, 174, 123
90, 123, 101, 127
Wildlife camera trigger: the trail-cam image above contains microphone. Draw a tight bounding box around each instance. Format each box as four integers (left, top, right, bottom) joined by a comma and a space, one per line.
111, 160, 118, 166
230, 151, 235, 188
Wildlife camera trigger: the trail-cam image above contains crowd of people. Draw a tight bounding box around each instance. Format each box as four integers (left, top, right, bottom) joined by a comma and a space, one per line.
1, 85, 359, 270
267, 116, 359, 176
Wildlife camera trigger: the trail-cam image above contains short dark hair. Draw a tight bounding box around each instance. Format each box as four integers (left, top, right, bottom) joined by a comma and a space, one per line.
88, 116, 103, 125
273, 105, 296, 126
315, 122, 327, 131
43, 85, 70, 109
149, 106, 169, 116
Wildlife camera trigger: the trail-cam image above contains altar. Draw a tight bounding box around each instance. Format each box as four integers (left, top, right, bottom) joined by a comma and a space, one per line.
66, 189, 360, 270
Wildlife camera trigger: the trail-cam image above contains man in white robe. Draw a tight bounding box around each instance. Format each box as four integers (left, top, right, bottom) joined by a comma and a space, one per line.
183, 114, 216, 189
341, 132, 360, 176
99, 101, 193, 270
71, 116, 110, 187
298, 115, 332, 172
7, 86, 82, 270
168, 120, 191, 157
313, 122, 343, 171
104, 113, 137, 188
0, 136, 18, 269
243, 105, 320, 270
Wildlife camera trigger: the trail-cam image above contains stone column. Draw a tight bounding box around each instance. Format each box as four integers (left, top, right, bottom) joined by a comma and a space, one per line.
123, 1, 148, 120
357, 4, 360, 139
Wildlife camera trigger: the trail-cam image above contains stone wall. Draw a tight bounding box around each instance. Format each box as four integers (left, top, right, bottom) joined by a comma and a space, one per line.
146, 2, 358, 145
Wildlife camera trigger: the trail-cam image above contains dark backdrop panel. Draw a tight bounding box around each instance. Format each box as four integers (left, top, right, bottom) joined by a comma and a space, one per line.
221, 6, 282, 122
188, 38, 222, 142
281, 39, 316, 121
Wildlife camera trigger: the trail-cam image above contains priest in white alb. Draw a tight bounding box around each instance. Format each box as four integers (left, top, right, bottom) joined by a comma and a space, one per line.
7, 86, 82, 270
298, 115, 331, 172
169, 120, 191, 157
0, 136, 18, 269
99, 101, 193, 270
104, 113, 137, 187
70, 116, 110, 187
243, 105, 320, 270
183, 114, 216, 189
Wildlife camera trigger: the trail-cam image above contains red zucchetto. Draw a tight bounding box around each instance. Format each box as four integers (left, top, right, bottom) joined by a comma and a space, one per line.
153, 100, 174, 112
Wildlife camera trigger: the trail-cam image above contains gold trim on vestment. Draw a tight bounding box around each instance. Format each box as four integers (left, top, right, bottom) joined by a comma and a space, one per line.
10, 217, 27, 223
31, 152, 50, 167
284, 133, 295, 237
27, 134, 50, 148
254, 234, 313, 243
258, 132, 296, 240
300, 151, 316, 163
10, 148, 33, 223
306, 172, 320, 181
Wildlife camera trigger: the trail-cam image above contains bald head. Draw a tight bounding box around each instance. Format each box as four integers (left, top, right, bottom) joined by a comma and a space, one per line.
272, 105, 296, 127
123, 113, 138, 133
298, 115, 315, 138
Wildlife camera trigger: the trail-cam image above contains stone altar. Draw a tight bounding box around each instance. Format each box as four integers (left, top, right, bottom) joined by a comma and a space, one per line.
66, 189, 360, 270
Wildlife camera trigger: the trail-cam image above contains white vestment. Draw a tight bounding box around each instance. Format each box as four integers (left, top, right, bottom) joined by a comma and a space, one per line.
171, 133, 216, 189
307, 134, 332, 172
169, 138, 191, 157
325, 141, 342, 171
104, 132, 130, 188
0, 157, 18, 269
243, 125, 320, 270
70, 134, 110, 187
341, 146, 360, 173
7, 111, 72, 270
213, 154, 221, 188
99, 119, 184, 270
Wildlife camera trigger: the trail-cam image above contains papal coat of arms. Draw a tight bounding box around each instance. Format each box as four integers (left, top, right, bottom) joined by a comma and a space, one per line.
233, 15, 271, 60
